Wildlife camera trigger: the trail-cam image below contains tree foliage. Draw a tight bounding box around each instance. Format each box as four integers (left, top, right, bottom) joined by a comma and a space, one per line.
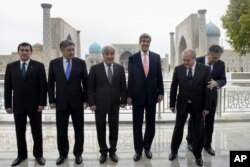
221, 0, 250, 55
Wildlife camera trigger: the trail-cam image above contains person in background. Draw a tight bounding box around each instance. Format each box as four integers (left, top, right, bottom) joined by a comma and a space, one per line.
186, 45, 226, 156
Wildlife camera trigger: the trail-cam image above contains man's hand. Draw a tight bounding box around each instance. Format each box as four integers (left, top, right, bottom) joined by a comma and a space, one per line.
83, 102, 88, 109
170, 107, 175, 113
38, 106, 44, 112
6, 107, 13, 114
158, 95, 164, 103
127, 97, 132, 106
50, 103, 56, 109
207, 79, 218, 90
90, 105, 96, 112
202, 109, 209, 117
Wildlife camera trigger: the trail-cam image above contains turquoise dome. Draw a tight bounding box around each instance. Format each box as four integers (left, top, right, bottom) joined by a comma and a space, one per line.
89, 42, 101, 54
206, 21, 221, 37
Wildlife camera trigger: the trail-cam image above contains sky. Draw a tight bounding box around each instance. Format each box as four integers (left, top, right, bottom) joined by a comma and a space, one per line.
0, 0, 231, 58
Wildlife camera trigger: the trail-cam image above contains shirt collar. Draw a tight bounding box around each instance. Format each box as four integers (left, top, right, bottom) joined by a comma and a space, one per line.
20, 59, 30, 65
103, 62, 113, 67
63, 57, 72, 63
141, 50, 149, 56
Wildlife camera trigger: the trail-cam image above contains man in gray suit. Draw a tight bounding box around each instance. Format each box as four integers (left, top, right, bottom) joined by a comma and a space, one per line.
88, 45, 127, 163
168, 49, 211, 166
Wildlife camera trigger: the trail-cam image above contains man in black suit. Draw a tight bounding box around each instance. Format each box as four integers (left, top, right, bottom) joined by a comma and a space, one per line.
4, 42, 47, 166
88, 45, 126, 163
168, 49, 211, 166
127, 33, 164, 161
186, 45, 226, 156
48, 40, 88, 165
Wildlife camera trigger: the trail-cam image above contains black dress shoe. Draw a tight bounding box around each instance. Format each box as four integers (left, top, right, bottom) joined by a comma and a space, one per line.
204, 147, 215, 156
169, 152, 177, 161
75, 156, 82, 164
187, 144, 193, 152
133, 153, 141, 161
56, 156, 67, 165
195, 157, 203, 166
36, 156, 46, 165
99, 154, 107, 163
11, 157, 27, 166
145, 150, 152, 159
110, 153, 118, 162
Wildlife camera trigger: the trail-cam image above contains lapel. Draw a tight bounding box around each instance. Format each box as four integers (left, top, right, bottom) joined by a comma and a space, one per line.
192, 63, 202, 88
14, 61, 24, 80
58, 57, 68, 81
100, 63, 111, 85
24, 60, 34, 80
180, 65, 189, 88
147, 52, 154, 78
112, 63, 118, 84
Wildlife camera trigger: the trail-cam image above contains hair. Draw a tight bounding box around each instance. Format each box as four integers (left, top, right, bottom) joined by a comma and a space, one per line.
17, 42, 32, 52
59, 40, 75, 51
183, 48, 196, 59
139, 33, 151, 42
102, 45, 115, 55
208, 45, 223, 55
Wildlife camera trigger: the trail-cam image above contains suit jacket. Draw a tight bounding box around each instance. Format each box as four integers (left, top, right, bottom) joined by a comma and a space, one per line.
4, 60, 47, 114
87, 62, 126, 113
48, 57, 88, 111
170, 62, 211, 116
127, 51, 164, 105
197, 56, 227, 101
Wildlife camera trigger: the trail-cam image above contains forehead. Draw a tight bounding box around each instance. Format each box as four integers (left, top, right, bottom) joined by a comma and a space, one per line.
140, 37, 151, 42
63, 44, 75, 50
19, 46, 31, 51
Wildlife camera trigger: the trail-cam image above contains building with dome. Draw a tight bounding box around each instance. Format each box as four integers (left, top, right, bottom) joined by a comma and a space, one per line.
169, 9, 250, 72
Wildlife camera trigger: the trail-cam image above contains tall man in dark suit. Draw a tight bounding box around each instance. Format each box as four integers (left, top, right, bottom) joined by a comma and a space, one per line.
186, 45, 226, 156
88, 45, 126, 163
4, 42, 47, 166
168, 49, 211, 166
127, 33, 164, 161
48, 40, 88, 165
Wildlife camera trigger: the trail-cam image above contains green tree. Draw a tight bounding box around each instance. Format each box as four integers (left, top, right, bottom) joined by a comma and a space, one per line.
221, 0, 250, 55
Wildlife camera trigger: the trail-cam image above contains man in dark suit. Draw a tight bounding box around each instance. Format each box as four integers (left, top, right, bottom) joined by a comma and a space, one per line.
186, 45, 226, 156
168, 49, 211, 166
127, 33, 164, 161
48, 40, 88, 165
88, 45, 126, 163
4, 42, 47, 166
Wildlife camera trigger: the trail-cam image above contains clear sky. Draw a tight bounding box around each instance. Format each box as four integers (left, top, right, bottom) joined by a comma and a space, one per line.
0, 0, 230, 58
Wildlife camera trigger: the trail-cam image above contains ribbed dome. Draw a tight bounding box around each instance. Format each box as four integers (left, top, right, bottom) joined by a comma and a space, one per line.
206, 21, 221, 37
89, 42, 101, 54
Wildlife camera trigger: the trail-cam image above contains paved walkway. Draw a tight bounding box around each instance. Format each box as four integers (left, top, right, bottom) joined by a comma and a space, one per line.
0, 122, 250, 167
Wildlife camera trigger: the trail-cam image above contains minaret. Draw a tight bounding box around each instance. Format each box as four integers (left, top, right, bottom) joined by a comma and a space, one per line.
41, 3, 52, 70
169, 32, 175, 69
198, 9, 207, 56
77, 30, 81, 58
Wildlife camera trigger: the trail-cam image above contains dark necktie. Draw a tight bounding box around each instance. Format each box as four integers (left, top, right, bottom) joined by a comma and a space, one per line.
21, 62, 26, 78
208, 63, 212, 73
107, 65, 113, 85
65, 60, 71, 80
187, 68, 192, 88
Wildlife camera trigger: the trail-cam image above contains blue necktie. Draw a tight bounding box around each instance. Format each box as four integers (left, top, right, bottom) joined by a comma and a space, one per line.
65, 60, 71, 80
21, 63, 26, 78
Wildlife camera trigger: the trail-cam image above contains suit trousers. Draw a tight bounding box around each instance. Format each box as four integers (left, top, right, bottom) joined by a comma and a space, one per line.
132, 101, 156, 154
95, 108, 119, 154
14, 112, 43, 158
56, 108, 84, 157
171, 103, 204, 158
187, 99, 217, 148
